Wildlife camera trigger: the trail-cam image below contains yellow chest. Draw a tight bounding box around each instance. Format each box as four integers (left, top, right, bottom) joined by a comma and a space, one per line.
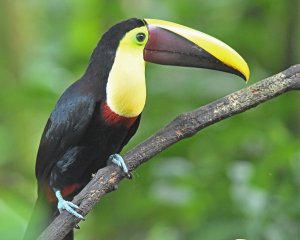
106, 49, 146, 118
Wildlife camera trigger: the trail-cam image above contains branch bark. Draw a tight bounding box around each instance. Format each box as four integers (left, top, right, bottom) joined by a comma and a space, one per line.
38, 64, 300, 240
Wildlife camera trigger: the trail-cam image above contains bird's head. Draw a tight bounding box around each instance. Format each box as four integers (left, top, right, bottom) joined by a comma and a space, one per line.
93, 18, 250, 118
98, 18, 249, 81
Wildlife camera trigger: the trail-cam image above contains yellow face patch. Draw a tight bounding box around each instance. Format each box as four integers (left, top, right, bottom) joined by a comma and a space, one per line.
106, 26, 148, 118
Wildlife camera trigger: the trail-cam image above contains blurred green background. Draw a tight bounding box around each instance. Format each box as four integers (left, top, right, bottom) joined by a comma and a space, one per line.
0, 0, 299, 239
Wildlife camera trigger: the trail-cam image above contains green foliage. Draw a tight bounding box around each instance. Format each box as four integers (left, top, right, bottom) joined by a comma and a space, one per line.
0, 0, 299, 239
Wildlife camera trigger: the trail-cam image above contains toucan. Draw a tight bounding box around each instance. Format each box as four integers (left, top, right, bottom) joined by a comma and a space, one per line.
24, 18, 249, 240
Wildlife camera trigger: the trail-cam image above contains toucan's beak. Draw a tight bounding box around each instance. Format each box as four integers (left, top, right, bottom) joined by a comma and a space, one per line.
143, 19, 250, 81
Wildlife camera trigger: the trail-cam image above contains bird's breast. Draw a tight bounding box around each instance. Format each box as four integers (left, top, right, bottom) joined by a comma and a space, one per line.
101, 102, 138, 127
105, 48, 146, 118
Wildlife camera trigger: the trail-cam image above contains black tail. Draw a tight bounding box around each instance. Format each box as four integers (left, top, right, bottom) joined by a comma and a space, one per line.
23, 194, 73, 240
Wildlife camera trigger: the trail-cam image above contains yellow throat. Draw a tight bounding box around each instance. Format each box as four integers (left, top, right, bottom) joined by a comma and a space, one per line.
106, 26, 148, 118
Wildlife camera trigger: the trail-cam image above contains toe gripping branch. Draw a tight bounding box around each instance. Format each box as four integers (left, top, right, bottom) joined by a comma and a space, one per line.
55, 190, 85, 220
109, 154, 132, 179
53, 154, 131, 220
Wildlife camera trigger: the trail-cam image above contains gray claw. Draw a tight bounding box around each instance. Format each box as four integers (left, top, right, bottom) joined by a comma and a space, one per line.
55, 190, 85, 219
109, 154, 131, 178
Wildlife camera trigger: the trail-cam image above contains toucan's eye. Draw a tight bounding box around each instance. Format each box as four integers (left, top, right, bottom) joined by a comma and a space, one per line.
136, 32, 146, 43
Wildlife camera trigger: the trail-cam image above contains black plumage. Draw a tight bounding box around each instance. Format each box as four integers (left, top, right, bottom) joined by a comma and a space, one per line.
24, 16, 249, 240
24, 18, 144, 240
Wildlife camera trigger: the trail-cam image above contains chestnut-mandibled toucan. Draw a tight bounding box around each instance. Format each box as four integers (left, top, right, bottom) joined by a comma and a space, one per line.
24, 18, 249, 240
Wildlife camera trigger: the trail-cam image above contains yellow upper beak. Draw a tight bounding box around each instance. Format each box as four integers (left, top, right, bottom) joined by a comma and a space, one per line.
144, 19, 250, 81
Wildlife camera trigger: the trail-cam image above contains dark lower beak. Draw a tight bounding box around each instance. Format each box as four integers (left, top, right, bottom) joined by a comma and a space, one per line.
143, 19, 249, 81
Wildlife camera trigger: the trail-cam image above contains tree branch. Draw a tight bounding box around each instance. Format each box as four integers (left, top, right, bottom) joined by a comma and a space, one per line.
38, 64, 300, 240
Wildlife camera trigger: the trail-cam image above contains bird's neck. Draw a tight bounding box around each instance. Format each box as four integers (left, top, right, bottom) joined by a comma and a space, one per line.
106, 48, 146, 118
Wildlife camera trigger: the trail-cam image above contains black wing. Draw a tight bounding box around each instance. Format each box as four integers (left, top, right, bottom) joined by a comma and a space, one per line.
35, 90, 96, 182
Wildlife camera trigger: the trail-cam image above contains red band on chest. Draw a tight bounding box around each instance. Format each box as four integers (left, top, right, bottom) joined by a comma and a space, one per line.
101, 102, 138, 127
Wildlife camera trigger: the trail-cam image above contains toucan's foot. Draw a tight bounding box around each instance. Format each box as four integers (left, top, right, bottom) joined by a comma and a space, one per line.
55, 190, 84, 219
109, 154, 132, 179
